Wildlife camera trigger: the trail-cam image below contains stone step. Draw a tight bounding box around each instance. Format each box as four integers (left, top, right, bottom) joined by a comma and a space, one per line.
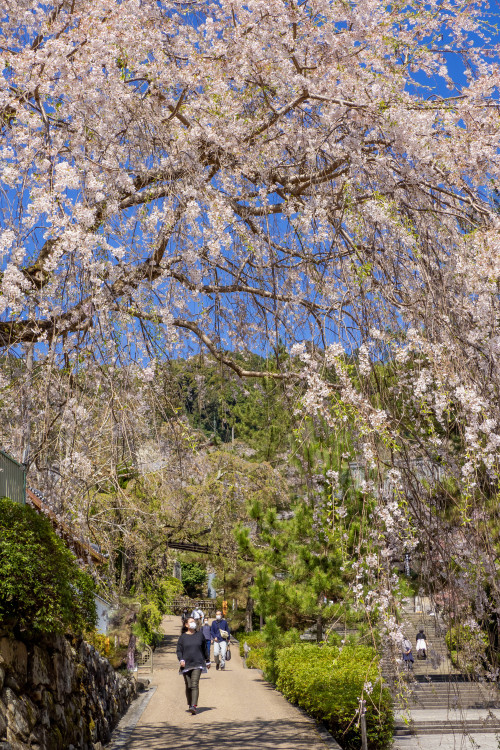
394, 727, 412, 737
411, 722, 500, 735
408, 691, 500, 703
408, 698, 500, 704
408, 705, 500, 711
409, 686, 499, 693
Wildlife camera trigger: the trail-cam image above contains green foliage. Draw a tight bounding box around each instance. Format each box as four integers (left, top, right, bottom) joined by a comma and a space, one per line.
446, 624, 488, 672
263, 618, 301, 682
238, 630, 266, 657
181, 562, 207, 597
239, 625, 301, 680
157, 355, 294, 461
235, 414, 380, 636
135, 601, 163, 647
149, 576, 184, 615
445, 624, 487, 651
239, 498, 347, 631
0, 499, 97, 635
276, 644, 393, 750
246, 648, 268, 670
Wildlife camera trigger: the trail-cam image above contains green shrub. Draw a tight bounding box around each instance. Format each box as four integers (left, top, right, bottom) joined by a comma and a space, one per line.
0, 499, 97, 635
446, 625, 488, 672
276, 644, 393, 750
238, 630, 266, 657
246, 649, 268, 670
181, 562, 207, 597
151, 576, 184, 615
135, 601, 163, 646
240, 625, 301, 679
262, 618, 301, 682
446, 624, 488, 652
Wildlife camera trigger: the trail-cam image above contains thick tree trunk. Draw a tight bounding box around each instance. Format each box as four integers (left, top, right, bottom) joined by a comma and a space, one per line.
127, 633, 136, 671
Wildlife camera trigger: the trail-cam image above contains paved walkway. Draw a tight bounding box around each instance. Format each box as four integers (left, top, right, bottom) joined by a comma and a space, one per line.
115, 616, 332, 750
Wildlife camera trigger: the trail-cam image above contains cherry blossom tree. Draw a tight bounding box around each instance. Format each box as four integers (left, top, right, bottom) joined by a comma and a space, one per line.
1, 0, 497, 370
2, 0, 500, 662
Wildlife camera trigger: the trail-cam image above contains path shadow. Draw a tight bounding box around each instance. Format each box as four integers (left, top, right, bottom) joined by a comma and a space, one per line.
124, 718, 320, 750
160, 631, 180, 650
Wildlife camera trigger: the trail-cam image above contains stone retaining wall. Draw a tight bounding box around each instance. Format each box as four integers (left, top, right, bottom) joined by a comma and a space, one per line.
0, 630, 136, 750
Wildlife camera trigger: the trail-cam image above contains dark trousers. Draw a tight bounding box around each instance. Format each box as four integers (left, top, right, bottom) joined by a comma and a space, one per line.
183, 669, 201, 707
206, 639, 211, 658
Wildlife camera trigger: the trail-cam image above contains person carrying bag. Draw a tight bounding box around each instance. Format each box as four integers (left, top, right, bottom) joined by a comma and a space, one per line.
210, 609, 231, 670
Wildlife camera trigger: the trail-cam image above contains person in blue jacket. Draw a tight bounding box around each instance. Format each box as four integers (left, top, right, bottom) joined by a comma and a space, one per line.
210, 609, 231, 670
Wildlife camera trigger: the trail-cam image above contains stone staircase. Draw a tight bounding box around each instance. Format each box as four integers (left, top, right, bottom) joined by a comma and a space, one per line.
407, 681, 500, 711
388, 599, 500, 739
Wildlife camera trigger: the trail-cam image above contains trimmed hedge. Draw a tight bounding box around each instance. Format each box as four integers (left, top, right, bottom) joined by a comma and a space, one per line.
246, 648, 268, 670
239, 625, 301, 679
276, 644, 393, 750
238, 631, 266, 657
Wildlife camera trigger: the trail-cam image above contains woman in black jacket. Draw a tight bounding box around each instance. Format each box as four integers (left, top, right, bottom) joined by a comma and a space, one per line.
176, 617, 211, 714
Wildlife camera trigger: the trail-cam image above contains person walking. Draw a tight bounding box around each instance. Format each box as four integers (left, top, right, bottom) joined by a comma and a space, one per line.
210, 609, 231, 671
202, 618, 212, 659
416, 629, 427, 659
181, 607, 189, 632
191, 606, 204, 630
176, 617, 211, 715
402, 636, 414, 671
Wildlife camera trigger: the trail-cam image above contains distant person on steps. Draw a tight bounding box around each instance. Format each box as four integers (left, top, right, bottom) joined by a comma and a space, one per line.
416, 629, 427, 659
402, 636, 414, 671
177, 617, 211, 715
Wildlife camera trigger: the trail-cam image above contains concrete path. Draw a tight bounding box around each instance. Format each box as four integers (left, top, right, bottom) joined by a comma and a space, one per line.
118, 616, 332, 750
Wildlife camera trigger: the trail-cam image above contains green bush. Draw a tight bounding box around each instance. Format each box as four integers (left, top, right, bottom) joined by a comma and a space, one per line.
276, 644, 393, 750
246, 648, 268, 670
238, 630, 266, 657
135, 601, 163, 646
446, 625, 488, 672
446, 624, 488, 653
151, 576, 184, 615
239, 625, 301, 680
181, 562, 207, 597
263, 618, 301, 682
0, 499, 97, 635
